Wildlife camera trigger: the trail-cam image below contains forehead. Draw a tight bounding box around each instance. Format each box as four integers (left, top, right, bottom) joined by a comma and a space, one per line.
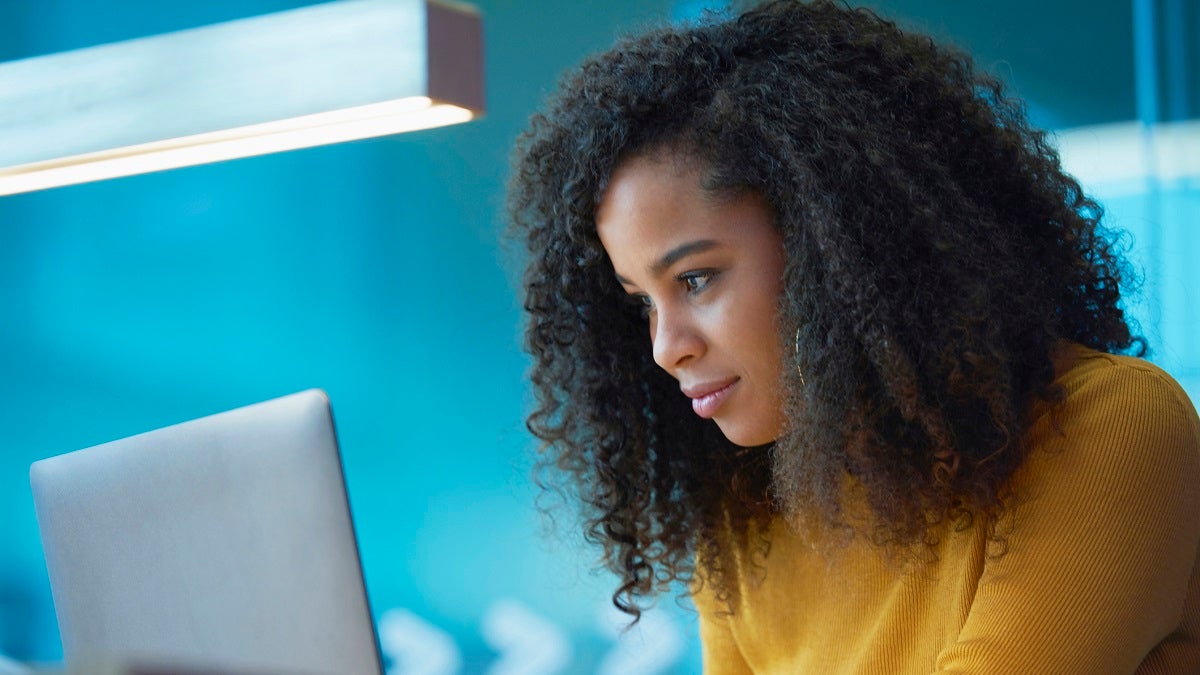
595, 154, 720, 245
595, 153, 779, 276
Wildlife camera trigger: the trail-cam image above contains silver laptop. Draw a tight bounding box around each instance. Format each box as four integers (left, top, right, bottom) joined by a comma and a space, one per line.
30, 389, 383, 675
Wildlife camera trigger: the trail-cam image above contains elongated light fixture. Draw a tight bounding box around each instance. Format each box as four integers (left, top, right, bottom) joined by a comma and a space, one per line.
0, 0, 483, 196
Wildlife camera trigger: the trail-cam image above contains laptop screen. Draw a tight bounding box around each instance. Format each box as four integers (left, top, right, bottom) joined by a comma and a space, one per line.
30, 389, 382, 675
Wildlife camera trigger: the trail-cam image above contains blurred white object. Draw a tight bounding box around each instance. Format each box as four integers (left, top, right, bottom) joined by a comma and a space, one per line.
0, 654, 29, 674
595, 604, 686, 675
482, 599, 572, 675
1055, 119, 1200, 196
379, 608, 462, 675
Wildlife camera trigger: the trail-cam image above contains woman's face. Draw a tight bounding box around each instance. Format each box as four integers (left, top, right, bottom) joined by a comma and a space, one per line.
596, 153, 788, 447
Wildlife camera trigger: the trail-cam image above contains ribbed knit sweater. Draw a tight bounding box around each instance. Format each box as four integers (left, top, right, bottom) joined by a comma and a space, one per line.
694, 345, 1200, 674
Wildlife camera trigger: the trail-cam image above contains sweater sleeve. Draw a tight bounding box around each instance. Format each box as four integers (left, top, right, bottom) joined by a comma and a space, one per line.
693, 576, 755, 674
934, 358, 1200, 674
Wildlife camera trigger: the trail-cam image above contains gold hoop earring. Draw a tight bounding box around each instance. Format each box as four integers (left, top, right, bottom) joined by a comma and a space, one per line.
794, 328, 806, 388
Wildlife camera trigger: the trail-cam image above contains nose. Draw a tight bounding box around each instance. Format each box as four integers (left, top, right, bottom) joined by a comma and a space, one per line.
651, 306, 705, 373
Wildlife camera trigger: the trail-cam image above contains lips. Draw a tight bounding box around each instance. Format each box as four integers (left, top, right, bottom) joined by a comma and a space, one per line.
683, 379, 738, 419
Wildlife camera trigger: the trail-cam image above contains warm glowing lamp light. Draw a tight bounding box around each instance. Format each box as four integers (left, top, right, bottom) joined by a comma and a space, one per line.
0, 0, 484, 196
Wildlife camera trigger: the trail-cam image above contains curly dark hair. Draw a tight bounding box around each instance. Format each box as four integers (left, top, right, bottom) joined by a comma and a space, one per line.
507, 0, 1141, 620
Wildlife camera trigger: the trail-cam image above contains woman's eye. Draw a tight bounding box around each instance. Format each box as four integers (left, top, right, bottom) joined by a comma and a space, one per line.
626, 294, 655, 317
681, 270, 717, 293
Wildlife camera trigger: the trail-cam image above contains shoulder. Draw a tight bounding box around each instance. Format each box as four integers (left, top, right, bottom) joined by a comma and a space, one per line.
1017, 343, 1200, 513
942, 347, 1200, 673
1055, 344, 1195, 408
1045, 344, 1198, 443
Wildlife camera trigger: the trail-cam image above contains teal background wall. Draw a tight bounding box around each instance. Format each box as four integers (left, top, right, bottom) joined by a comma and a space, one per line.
0, 1, 1195, 673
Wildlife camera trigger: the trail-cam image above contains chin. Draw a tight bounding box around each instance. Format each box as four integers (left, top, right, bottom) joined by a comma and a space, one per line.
716, 420, 778, 448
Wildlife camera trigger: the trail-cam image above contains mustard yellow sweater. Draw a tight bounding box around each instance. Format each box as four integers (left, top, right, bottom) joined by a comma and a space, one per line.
694, 345, 1200, 674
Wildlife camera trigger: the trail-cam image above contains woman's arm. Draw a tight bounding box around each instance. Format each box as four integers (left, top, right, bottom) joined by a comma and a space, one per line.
935, 357, 1200, 674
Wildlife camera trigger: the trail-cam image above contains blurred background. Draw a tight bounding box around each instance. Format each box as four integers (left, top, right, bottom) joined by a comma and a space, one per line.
0, 0, 1195, 672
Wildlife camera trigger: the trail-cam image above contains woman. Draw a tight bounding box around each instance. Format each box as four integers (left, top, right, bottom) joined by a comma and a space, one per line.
507, 1, 1200, 672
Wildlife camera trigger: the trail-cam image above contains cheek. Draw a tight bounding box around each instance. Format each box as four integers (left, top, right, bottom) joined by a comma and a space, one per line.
742, 280, 785, 374
724, 299, 782, 368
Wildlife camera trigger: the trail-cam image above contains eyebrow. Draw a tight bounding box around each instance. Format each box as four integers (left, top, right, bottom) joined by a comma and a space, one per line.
614, 239, 721, 284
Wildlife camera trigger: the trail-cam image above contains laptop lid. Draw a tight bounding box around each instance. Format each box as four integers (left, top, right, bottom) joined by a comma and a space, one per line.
30, 389, 382, 675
